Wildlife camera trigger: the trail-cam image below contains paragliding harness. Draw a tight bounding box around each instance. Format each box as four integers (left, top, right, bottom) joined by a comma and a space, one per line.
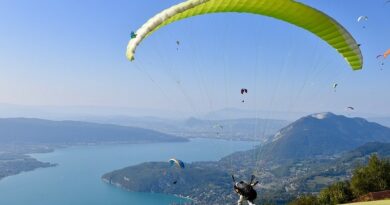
232, 175, 258, 205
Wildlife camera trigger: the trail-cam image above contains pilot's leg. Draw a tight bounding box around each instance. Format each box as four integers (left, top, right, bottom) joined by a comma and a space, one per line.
237, 195, 244, 205
247, 200, 256, 205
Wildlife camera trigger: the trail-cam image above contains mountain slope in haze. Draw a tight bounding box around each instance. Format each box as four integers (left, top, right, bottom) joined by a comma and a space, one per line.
182, 117, 289, 141
0, 118, 187, 144
81, 115, 289, 141
203, 108, 303, 121
260, 112, 390, 160
369, 117, 390, 128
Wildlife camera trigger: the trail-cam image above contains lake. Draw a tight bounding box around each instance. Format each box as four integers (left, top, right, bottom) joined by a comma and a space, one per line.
0, 138, 256, 205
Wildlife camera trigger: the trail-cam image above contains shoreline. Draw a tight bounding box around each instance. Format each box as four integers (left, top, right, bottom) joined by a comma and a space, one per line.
1, 138, 252, 182
101, 177, 195, 203
0, 140, 188, 182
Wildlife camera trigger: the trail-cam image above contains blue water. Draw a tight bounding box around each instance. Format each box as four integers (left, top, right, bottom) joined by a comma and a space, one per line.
0, 139, 256, 205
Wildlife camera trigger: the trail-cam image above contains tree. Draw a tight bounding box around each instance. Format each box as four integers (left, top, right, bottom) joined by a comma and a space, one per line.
350, 154, 390, 196
318, 181, 353, 205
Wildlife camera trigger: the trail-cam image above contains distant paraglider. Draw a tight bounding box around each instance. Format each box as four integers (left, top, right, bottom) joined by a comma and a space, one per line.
377, 55, 385, 67
377, 49, 390, 68
213, 124, 224, 135
333, 83, 338, 92
241, 88, 248, 103
169, 158, 185, 169
213, 124, 224, 130
168, 158, 184, 185
346, 107, 355, 116
357, 16, 368, 22
357, 16, 368, 28
176, 40, 180, 51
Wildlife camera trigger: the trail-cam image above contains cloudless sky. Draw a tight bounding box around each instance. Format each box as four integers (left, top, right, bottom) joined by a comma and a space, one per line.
0, 0, 389, 118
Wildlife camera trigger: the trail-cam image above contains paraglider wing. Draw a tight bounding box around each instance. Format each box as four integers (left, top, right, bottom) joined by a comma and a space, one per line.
169, 158, 185, 169
376, 55, 383, 59
126, 0, 363, 70
347, 106, 355, 110
178, 160, 185, 168
384, 49, 390, 59
357, 16, 368, 22
241, 88, 248, 95
213, 124, 223, 129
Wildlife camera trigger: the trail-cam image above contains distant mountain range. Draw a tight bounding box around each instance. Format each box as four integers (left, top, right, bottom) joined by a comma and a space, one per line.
0, 104, 302, 121
179, 117, 289, 141
0, 103, 185, 119
78, 115, 289, 142
259, 112, 390, 161
203, 108, 306, 121
0, 118, 187, 144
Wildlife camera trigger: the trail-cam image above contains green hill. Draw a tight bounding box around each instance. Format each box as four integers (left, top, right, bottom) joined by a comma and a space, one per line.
259, 113, 390, 161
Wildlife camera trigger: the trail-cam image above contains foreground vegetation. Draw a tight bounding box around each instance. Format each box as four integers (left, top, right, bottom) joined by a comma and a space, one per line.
289, 155, 390, 205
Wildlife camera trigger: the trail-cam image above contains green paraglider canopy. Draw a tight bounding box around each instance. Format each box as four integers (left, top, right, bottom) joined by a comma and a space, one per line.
126, 0, 363, 70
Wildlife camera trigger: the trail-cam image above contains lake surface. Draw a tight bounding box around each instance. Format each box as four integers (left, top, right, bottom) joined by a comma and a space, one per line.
0, 139, 256, 205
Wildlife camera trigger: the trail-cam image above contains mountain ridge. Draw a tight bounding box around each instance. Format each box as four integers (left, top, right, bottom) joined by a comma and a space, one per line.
0, 118, 187, 144
258, 112, 390, 160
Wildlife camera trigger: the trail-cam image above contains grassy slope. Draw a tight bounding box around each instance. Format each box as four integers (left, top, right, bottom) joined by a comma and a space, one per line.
342, 200, 390, 205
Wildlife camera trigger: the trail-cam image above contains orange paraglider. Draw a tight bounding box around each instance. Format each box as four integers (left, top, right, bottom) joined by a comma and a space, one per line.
384, 49, 390, 58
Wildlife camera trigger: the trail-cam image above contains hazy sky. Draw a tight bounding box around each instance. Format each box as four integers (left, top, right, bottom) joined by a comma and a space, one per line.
0, 0, 389, 118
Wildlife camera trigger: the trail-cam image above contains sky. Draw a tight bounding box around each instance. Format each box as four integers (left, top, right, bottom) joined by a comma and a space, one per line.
0, 0, 389, 119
